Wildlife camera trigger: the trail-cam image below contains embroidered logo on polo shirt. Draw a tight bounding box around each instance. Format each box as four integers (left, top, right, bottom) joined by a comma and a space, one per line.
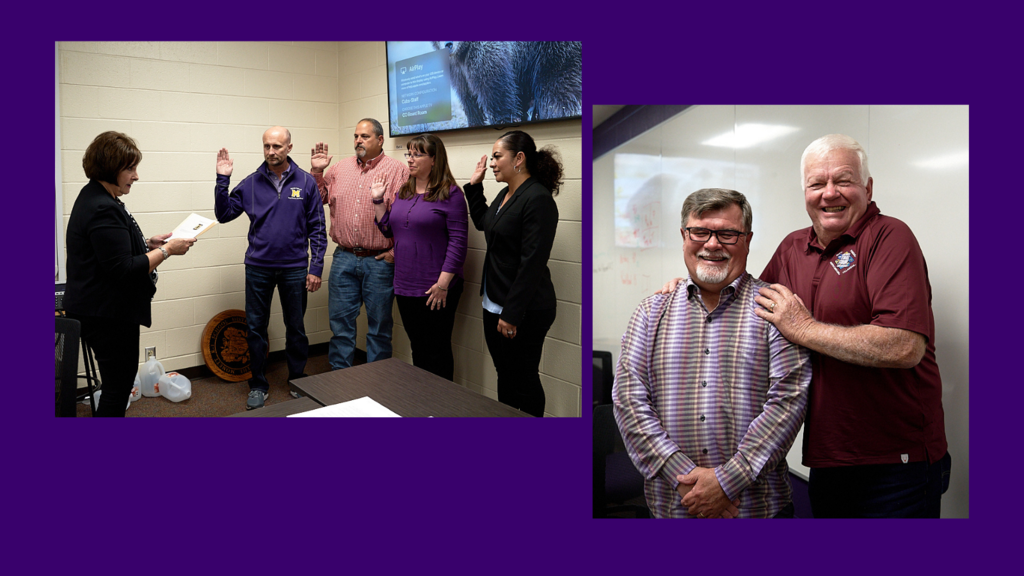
289, 188, 302, 199
830, 250, 857, 276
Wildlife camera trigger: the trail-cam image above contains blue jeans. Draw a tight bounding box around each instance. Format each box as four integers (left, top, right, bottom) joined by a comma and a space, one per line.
809, 451, 952, 518
245, 265, 309, 392
327, 247, 394, 369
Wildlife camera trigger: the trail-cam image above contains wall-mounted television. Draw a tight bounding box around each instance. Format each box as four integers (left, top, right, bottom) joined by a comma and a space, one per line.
385, 41, 582, 137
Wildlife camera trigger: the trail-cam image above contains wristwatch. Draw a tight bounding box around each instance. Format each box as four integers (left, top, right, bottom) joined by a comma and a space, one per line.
372, 197, 384, 204
159, 246, 170, 260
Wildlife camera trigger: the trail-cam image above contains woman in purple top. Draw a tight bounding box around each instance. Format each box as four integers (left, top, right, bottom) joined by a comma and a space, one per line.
373, 134, 468, 380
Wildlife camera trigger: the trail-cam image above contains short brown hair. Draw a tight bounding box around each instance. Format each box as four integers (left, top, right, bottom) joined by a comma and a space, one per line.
82, 131, 142, 184
680, 188, 752, 232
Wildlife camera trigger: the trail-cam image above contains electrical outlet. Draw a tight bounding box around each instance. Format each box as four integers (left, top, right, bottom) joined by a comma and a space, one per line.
145, 347, 156, 361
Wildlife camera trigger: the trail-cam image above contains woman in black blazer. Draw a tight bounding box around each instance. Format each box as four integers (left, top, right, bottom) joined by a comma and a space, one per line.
464, 130, 562, 417
63, 132, 195, 417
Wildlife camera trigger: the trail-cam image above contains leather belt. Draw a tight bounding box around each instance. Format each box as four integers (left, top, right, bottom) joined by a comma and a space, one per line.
341, 246, 387, 257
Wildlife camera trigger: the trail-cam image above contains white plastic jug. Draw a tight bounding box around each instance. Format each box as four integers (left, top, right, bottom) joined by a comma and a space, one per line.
158, 372, 192, 403
138, 358, 165, 397
130, 374, 142, 402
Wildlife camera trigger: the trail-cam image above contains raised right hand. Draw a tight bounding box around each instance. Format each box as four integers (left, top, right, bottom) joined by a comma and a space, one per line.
311, 141, 333, 173
469, 154, 488, 186
370, 174, 387, 201
216, 148, 233, 176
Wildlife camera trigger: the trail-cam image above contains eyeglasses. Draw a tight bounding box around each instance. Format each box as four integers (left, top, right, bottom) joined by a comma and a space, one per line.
403, 152, 429, 159
684, 227, 747, 245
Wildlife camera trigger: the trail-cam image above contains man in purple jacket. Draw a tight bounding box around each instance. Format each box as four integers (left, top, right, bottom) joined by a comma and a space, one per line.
215, 126, 327, 410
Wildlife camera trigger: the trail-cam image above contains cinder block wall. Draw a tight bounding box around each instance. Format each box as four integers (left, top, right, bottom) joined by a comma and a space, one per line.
58, 41, 581, 417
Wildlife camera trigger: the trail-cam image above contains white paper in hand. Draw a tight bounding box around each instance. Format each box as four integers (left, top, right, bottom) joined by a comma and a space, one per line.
168, 213, 217, 240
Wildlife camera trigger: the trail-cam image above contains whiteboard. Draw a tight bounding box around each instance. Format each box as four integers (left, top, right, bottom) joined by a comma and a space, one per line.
592, 105, 969, 517
55, 42, 65, 284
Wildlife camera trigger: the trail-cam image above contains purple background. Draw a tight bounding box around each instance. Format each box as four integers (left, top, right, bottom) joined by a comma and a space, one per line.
24, 3, 999, 573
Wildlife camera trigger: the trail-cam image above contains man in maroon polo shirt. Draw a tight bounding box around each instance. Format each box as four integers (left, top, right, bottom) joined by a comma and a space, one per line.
754, 134, 950, 518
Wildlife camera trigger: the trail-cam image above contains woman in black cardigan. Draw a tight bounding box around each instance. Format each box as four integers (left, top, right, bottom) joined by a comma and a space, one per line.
63, 132, 195, 417
464, 130, 562, 417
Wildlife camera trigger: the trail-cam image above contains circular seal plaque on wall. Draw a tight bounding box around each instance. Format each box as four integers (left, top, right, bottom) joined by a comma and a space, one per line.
201, 310, 251, 382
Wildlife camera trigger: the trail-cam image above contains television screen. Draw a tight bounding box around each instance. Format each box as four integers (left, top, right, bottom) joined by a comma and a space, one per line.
385, 41, 582, 137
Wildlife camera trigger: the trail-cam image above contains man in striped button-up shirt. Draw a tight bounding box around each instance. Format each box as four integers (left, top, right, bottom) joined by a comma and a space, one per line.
614, 188, 811, 518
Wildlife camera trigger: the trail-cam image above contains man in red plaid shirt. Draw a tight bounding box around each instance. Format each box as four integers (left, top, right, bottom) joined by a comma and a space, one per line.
310, 118, 410, 370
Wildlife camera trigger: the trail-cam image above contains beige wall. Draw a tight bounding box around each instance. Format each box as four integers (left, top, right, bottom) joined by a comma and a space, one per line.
58, 41, 582, 417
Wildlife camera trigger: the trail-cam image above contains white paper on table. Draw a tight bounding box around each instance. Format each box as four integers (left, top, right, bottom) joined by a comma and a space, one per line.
168, 213, 217, 240
287, 396, 402, 418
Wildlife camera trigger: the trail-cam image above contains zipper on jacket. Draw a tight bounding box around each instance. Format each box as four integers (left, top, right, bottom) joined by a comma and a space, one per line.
267, 170, 285, 199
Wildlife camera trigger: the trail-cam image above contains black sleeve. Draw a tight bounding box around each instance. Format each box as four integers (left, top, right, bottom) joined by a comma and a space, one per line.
463, 181, 492, 232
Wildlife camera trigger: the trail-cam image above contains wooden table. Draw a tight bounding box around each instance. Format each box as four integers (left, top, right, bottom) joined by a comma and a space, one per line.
289, 358, 530, 418
226, 396, 321, 417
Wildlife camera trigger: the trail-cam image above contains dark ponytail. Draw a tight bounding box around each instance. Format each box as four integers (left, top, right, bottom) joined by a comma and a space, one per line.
498, 130, 563, 195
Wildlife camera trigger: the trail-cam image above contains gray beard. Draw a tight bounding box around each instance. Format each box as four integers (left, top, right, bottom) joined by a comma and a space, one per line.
694, 252, 730, 285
